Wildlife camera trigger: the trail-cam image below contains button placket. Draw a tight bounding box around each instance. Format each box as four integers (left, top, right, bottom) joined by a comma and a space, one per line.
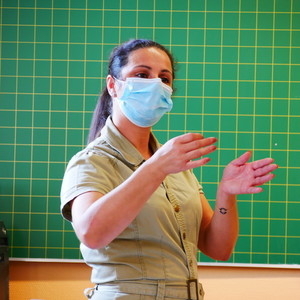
163, 178, 197, 280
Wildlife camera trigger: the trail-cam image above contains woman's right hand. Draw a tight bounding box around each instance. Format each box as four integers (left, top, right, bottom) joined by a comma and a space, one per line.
148, 133, 218, 176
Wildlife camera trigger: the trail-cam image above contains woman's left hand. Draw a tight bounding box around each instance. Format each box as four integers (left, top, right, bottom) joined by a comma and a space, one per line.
220, 151, 278, 195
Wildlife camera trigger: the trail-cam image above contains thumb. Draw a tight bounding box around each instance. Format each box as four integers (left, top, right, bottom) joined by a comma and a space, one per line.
231, 151, 252, 166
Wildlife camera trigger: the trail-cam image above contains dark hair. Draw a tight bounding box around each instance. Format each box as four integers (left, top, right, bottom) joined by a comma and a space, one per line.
87, 39, 176, 143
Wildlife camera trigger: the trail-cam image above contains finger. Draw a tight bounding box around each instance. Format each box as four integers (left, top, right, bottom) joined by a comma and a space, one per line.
246, 186, 263, 194
179, 132, 204, 144
186, 145, 217, 161
231, 151, 252, 166
179, 132, 217, 145
252, 157, 275, 170
254, 163, 278, 177
253, 173, 275, 186
183, 137, 217, 153
186, 157, 212, 169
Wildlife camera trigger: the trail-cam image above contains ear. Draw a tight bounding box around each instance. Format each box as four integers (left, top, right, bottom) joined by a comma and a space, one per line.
106, 75, 117, 97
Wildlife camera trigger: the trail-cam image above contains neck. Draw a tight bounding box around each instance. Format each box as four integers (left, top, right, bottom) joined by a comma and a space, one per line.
112, 115, 152, 159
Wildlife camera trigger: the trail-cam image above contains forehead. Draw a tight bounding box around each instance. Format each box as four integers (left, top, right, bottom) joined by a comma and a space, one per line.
125, 47, 172, 70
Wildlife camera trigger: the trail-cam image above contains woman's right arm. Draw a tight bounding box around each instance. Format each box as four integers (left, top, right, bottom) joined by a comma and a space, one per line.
71, 133, 217, 249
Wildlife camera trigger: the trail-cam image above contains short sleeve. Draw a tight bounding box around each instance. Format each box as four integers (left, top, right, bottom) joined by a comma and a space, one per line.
60, 150, 121, 222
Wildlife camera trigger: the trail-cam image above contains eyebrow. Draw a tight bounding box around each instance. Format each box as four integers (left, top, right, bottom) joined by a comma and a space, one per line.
134, 64, 172, 75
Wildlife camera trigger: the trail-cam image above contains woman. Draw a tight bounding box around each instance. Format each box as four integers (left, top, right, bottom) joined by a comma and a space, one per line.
60, 39, 277, 299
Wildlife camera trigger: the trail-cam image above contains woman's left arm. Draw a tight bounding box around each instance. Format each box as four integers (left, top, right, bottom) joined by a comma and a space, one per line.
198, 151, 278, 261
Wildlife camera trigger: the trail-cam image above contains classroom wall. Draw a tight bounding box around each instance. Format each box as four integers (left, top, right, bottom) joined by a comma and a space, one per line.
1, 3, 300, 300
1, 0, 300, 267
9, 261, 300, 300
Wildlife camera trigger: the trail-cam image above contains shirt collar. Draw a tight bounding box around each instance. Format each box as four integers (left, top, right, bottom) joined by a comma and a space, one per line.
99, 116, 160, 167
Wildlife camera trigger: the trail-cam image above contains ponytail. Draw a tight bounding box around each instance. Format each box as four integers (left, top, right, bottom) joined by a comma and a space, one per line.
87, 87, 112, 143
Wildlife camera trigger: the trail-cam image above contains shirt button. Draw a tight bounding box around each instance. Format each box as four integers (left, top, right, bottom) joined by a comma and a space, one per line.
189, 260, 193, 267
183, 232, 186, 239
174, 205, 180, 212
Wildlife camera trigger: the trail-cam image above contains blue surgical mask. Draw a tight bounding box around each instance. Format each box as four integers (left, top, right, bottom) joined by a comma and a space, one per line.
115, 77, 173, 127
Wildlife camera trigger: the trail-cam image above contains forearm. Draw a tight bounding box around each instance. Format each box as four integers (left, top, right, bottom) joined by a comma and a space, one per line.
72, 132, 218, 249
199, 184, 239, 261
199, 152, 277, 260
72, 158, 166, 249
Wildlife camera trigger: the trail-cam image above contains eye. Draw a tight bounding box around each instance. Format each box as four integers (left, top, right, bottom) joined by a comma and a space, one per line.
161, 77, 170, 84
135, 72, 148, 79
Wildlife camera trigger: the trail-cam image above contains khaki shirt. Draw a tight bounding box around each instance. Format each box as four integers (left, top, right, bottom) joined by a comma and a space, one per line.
61, 117, 203, 284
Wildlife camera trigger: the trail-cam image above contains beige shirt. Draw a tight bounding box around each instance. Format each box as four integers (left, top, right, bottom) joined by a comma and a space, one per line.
60, 117, 203, 284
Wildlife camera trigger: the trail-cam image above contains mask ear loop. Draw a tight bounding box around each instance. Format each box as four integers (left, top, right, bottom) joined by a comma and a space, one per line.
112, 77, 127, 99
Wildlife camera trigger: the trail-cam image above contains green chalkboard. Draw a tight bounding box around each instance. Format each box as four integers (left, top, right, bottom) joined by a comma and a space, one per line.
0, 0, 299, 266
